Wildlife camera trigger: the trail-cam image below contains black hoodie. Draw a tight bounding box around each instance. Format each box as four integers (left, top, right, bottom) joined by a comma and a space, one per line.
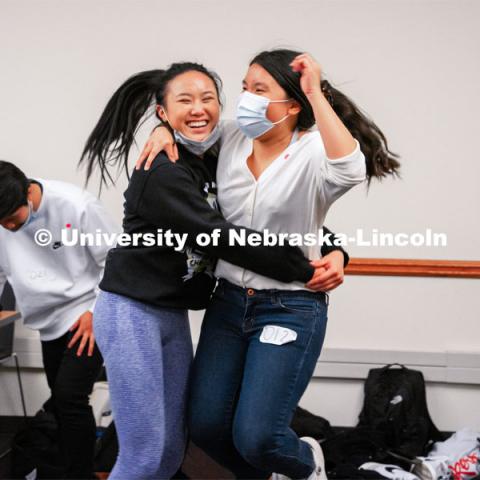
100, 144, 347, 309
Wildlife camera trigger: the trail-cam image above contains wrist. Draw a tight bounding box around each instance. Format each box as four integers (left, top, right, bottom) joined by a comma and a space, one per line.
327, 249, 347, 267
152, 123, 168, 133
306, 87, 325, 103
326, 250, 344, 260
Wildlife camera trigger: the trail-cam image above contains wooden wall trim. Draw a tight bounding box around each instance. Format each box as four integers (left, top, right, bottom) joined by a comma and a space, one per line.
345, 258, 480, 278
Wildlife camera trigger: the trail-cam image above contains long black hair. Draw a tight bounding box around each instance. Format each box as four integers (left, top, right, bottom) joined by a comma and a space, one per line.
79, 62, 223, 187
250, 49, 400, 184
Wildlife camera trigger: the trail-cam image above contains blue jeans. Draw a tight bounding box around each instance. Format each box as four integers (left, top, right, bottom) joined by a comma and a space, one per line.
188, 279, 329, 479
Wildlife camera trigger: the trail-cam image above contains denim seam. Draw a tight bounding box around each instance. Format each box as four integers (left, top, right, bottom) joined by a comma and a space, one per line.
221, 387, 240, 446
268, 301, 320, 474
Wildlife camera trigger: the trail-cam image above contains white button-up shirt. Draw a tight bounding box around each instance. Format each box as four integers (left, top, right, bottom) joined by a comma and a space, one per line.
215, 121, 366, 290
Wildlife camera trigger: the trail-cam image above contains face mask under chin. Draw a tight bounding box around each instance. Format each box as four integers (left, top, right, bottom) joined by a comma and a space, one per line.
173, 123, 222, 155
161, 108, 222, 156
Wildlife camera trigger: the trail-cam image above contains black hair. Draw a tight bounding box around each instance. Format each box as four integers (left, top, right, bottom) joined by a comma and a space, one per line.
79, 62, 223, 187
0, 160, 30, 219
250, 49, 400, 184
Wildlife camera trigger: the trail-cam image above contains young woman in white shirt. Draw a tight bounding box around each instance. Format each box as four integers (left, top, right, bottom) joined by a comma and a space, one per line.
137, 49, 399, 479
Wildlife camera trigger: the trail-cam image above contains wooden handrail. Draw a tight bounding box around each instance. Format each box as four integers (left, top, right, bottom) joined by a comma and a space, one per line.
345, 258, 480, 278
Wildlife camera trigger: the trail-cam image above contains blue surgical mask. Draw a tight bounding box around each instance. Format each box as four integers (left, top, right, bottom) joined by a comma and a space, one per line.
236, 91, 292, 139
173, 123, 222, 156
19, 200, 36, 230
161, 108, 222, 156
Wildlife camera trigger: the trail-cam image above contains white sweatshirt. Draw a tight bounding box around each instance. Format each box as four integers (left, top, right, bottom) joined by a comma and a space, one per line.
0, 179, 120, 341
215, 121, 366, 290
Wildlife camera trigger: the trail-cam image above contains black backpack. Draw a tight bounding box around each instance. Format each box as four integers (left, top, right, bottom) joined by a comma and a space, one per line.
357, 363, 443, 458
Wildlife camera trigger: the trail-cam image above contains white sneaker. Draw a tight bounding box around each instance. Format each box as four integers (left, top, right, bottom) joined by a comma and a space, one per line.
412, 456, 452, 480
360, 461, 420, 480
301, 436, 327, 480
271, 437, 327, 480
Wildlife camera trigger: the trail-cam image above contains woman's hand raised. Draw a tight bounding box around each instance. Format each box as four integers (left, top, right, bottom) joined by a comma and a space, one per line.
290, 53, 323, 98
135, 125, 178, 170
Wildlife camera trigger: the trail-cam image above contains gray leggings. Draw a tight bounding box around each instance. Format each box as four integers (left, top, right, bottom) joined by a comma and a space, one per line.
94, 291, 193, 479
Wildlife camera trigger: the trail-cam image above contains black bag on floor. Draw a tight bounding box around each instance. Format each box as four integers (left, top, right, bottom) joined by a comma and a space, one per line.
322, 425, 407, 479
11, 407, 65, 479
291, 406, 334, 441
357, 363, 443, 458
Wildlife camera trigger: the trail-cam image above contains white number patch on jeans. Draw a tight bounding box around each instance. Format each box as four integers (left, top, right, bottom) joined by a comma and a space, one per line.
259, 325, 297, 345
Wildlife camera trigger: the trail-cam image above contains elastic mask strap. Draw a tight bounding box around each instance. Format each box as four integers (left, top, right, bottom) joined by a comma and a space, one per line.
271, 113, 290, 125
159, 107, 172, 130
269, 98, 293, 126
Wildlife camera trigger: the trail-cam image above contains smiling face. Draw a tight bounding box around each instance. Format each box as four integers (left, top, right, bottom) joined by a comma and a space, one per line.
157, 70, 221, 141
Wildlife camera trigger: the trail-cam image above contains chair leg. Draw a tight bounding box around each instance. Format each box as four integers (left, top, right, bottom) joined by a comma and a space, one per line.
12, 353, 27, 417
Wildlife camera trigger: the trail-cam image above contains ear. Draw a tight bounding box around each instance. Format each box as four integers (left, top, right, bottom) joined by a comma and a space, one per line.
156, 105, 168, 124
26, 183, 38, 210
288, 100, 302, 116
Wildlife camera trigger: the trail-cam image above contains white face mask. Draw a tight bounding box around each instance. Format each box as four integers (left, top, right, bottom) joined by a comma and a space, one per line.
236, 91, 291, 139
161, 107, 221, 156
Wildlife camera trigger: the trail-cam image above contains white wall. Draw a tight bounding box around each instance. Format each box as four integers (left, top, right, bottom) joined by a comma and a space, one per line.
0, 0, 479, 430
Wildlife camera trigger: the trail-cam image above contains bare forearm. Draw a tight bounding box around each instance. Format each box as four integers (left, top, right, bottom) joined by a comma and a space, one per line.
308, 90, 357, 159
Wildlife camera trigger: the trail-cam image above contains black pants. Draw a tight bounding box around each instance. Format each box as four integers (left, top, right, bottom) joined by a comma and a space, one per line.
41, 329, 103, 479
